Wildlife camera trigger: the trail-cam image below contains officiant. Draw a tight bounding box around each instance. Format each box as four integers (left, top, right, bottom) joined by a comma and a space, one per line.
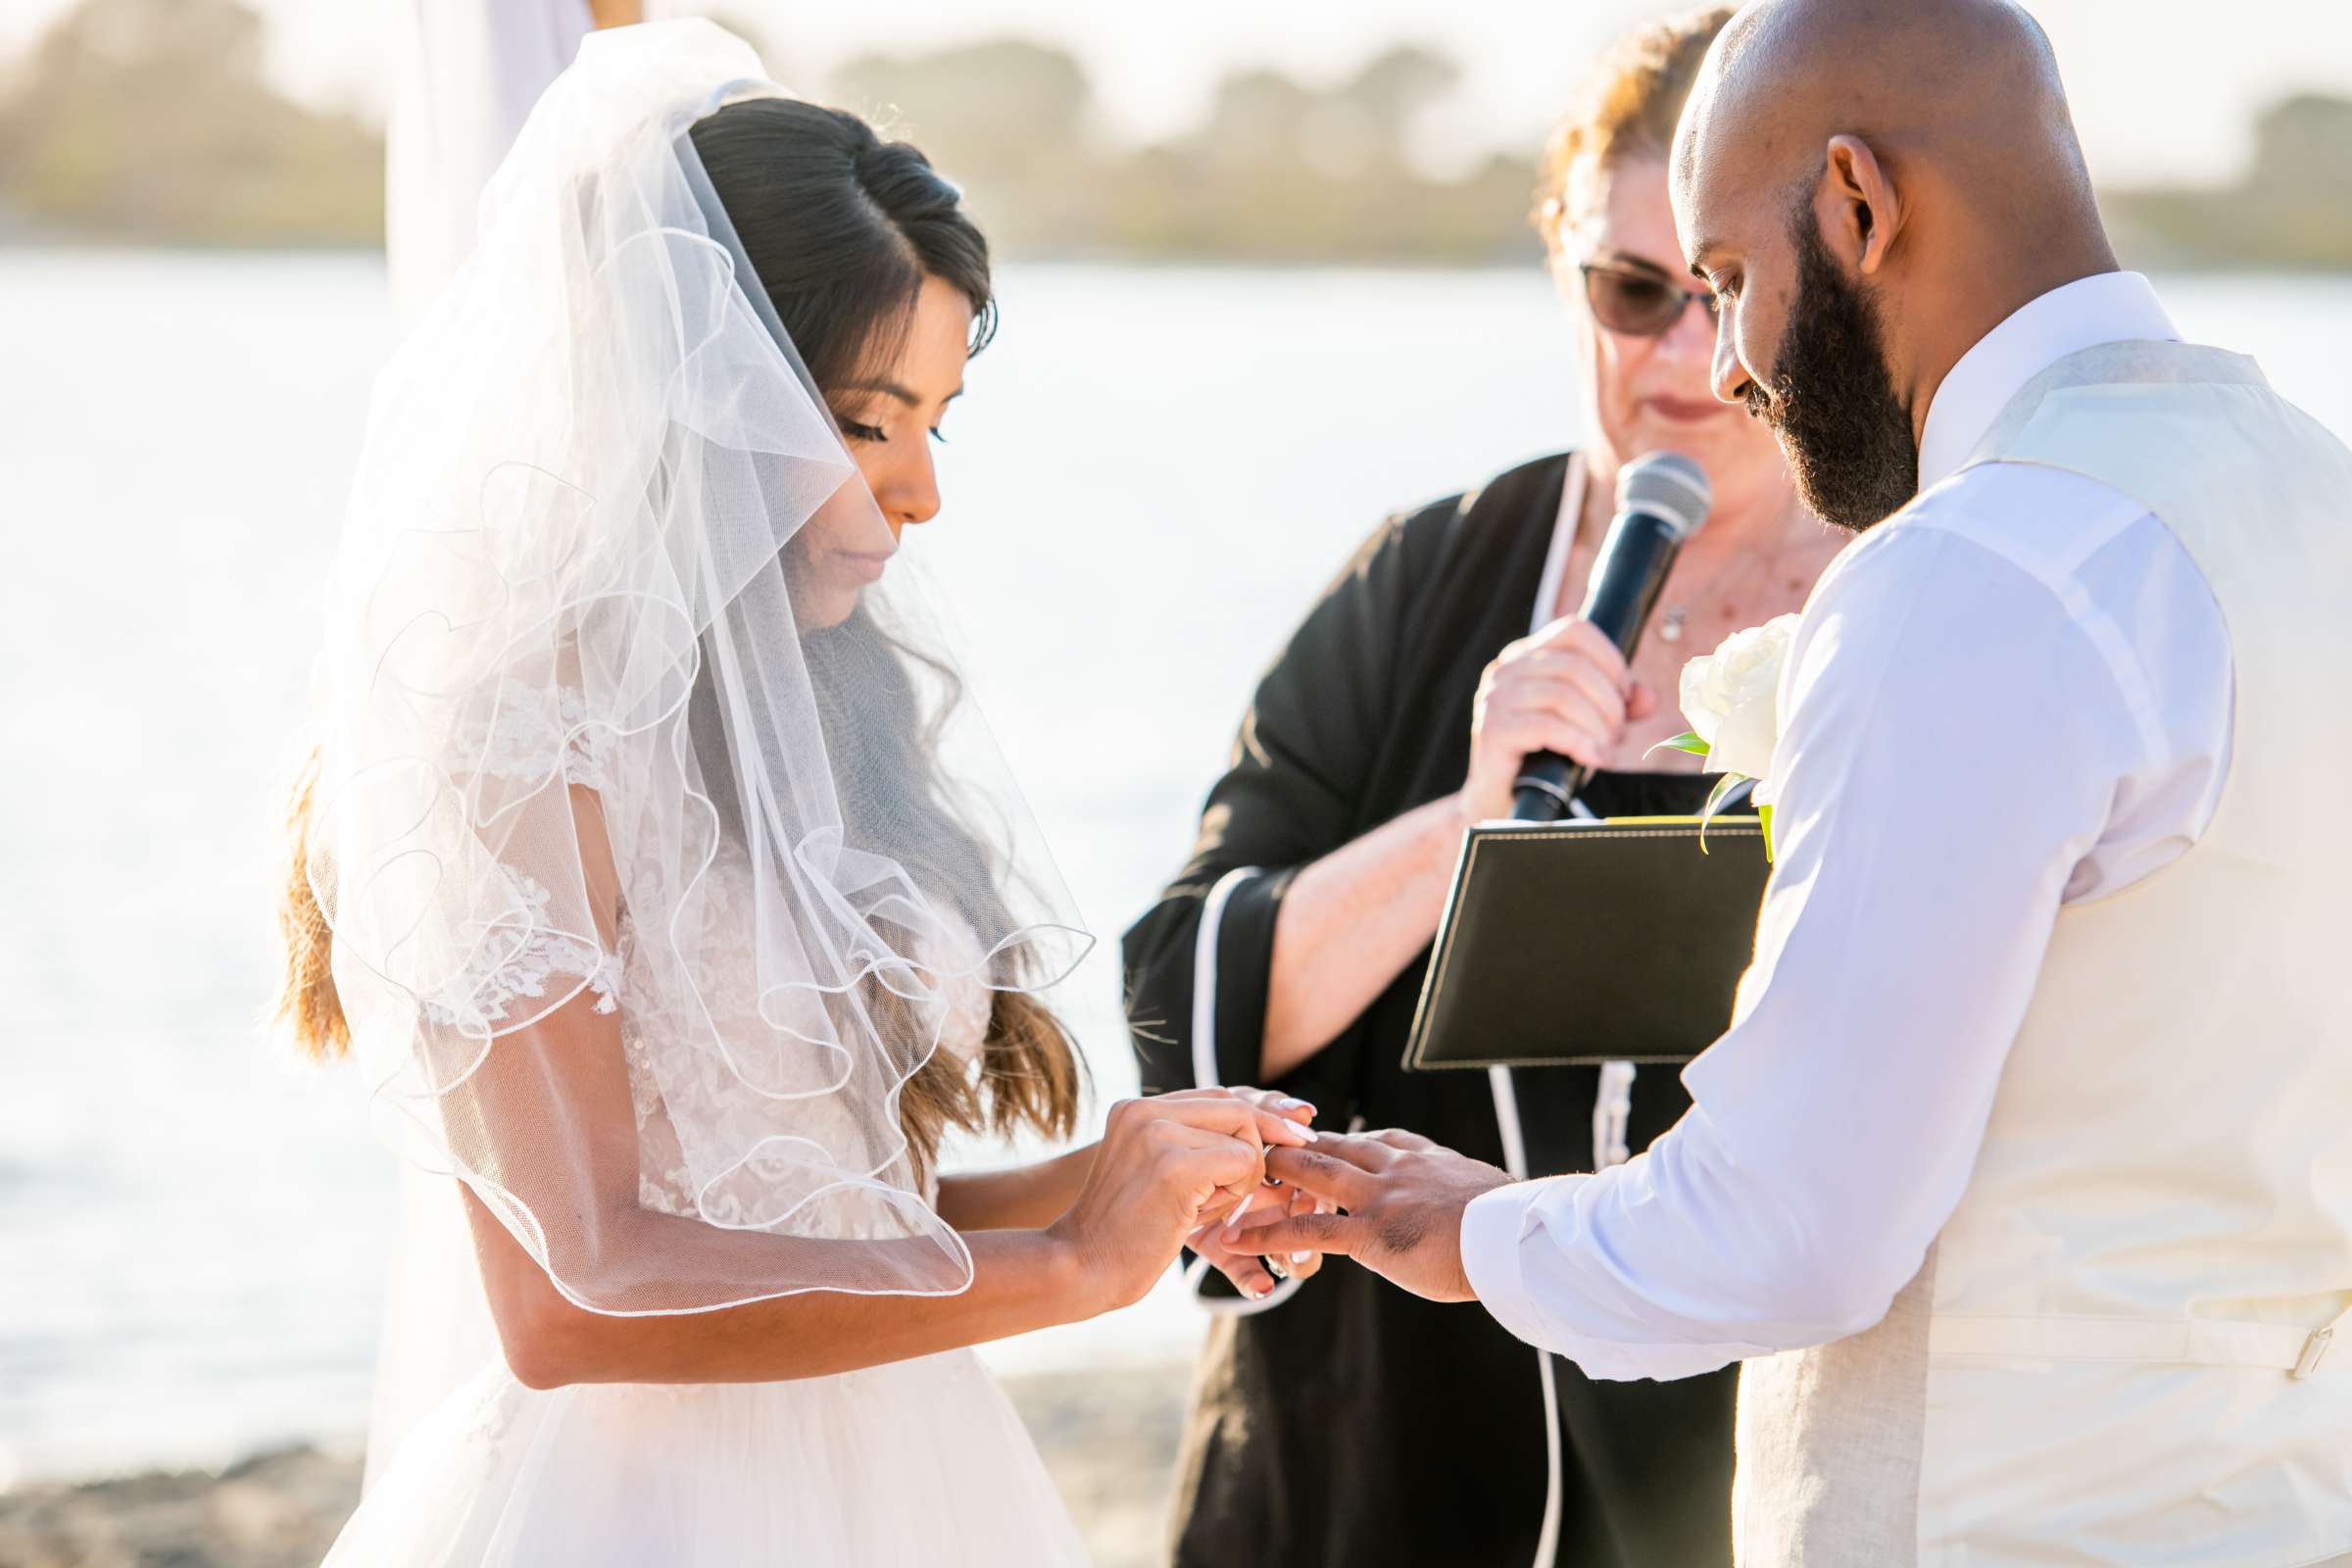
1120, 10, 1841, 1567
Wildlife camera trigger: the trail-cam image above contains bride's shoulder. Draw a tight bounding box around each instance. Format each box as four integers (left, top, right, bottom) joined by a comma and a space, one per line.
460, 685, 616, 792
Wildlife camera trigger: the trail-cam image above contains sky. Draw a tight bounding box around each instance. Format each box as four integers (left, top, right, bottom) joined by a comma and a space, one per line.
3, 0, 2347, 187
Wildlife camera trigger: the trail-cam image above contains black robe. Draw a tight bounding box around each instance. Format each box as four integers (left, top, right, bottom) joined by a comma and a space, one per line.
1122, 453, 1737, 1568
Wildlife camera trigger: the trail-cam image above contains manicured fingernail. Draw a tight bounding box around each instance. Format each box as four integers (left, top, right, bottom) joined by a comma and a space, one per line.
1292, 1251, 1313, 1265
1250, 1281, 1272, 1298
1297, 1125, 1318, 1143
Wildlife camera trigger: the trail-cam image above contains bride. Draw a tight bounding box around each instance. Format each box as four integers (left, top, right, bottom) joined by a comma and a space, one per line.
275, 21, 1308, 1563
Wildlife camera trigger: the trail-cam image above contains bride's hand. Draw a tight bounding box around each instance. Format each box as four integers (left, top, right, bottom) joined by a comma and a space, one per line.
1048, 1091, 1316, 1313
1148, 1086, 1318, 1216
1189, 1182, 1330, 1298
1163, 1087, 1324, 1298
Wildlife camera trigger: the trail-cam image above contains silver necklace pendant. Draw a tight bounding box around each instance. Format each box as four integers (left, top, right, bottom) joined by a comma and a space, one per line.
1657, 607, 1687, 644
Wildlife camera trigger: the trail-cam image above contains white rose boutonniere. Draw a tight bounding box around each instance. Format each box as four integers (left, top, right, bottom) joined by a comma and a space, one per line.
1656, 612, 1801, 859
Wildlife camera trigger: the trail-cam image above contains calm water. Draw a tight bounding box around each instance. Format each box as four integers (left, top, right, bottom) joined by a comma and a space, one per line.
3, 252, 2347, 1483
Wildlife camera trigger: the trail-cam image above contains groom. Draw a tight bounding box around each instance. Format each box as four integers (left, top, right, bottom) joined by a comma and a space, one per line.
1248, 0, 2352, 1559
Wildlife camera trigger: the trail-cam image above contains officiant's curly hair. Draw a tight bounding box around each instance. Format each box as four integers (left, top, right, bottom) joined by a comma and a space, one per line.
1533, 4, 1735, 260
273, 98, 1082, 1177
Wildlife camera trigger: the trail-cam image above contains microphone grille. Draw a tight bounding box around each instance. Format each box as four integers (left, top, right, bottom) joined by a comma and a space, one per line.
1616, 451, 1712, 540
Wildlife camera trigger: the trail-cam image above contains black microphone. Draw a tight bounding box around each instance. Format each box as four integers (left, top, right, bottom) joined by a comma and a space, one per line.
1511, 451, 1712, 821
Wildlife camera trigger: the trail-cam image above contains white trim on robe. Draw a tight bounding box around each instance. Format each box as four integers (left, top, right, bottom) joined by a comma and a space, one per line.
1188, 864, 1306, 1316
1482, 449, 1589, 1568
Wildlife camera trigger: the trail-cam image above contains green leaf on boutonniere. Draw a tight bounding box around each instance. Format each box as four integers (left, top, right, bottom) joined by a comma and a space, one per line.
1758, 803, 1775, 864
1649, 731, 1712, 760
1696, 771, 1747, 855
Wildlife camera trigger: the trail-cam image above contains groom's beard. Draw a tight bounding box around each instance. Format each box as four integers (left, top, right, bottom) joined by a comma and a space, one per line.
1743, 220, 1920, 533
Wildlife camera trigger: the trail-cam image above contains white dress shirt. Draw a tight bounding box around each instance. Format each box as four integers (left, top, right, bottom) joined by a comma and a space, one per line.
1458, 272, 2236, 1381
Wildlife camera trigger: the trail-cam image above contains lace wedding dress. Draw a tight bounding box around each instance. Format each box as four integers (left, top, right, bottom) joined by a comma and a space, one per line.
321, 713, 1091, 1567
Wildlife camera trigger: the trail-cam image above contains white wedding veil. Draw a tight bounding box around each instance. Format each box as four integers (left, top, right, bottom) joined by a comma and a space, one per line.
312, 18, 1087, 1339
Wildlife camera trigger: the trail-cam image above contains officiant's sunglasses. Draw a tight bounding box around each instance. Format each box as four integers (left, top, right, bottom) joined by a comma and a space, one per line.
1581, 263, 1721, 337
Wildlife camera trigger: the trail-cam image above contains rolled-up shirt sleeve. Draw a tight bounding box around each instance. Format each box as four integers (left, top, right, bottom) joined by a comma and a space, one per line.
1459, 515, 2171, 1380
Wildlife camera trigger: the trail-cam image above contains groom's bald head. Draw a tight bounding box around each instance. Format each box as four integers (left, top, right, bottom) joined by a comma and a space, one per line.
1670, 0, 2117, 529
1676, 0, 2096, 227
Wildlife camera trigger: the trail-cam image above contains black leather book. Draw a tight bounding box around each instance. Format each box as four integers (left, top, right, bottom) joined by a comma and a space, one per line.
1402, 816, 1771, 1071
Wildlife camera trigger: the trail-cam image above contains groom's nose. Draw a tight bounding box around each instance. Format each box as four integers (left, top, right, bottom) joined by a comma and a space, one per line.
1711, 319, 1755, 408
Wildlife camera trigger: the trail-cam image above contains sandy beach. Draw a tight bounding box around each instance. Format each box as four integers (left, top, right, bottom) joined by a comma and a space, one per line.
0, 1362, 1196, 1568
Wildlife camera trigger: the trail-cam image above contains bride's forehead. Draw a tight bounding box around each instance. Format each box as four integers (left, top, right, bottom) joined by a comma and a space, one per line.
908, 276, 974, 351
885, 278, 975, 398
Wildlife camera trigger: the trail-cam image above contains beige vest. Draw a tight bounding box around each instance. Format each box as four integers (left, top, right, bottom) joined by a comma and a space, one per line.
1733, 341, 2352, 1567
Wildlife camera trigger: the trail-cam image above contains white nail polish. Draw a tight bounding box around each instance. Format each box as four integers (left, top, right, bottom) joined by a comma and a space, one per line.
1292, 1251, 1313, 1264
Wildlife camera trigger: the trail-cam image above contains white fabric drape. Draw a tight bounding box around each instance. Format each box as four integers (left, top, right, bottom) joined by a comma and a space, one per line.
370, 0, 606, 1482
385, 0, 596, 322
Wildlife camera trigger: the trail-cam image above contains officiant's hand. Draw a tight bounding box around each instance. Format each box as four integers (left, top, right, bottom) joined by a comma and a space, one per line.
1461, 615, 1657, 821
1248, 1129, 1513, 1303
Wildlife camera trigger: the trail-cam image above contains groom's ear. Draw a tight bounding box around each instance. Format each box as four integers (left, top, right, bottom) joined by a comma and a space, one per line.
1819, 134, 1902, 277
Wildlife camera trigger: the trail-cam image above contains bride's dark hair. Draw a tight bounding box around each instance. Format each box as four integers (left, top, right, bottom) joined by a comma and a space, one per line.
698, 98, 1083, 1172
276, 96, 1081, 1175
687, 98, 999, 404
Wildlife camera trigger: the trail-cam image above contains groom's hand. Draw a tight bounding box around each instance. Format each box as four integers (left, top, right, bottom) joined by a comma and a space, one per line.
1249, 1130, 1514, 1303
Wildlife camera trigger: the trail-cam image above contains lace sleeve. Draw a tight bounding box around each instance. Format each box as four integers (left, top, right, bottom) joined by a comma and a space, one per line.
420, 687, 622, 1034
420, 871, 621, 1031
462, 685, 615, 795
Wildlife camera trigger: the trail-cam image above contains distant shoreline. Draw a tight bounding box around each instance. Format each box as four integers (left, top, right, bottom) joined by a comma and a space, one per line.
1, 234, 2345, 276
10, 5, 2347, 275
0, 228, 1551, 272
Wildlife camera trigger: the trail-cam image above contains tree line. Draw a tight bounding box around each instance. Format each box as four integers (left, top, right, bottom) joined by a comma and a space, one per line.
1, 0, 2342, 270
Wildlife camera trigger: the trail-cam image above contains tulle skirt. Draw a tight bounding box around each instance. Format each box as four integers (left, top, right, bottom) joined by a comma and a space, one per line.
323, 1349, 1091, 1566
